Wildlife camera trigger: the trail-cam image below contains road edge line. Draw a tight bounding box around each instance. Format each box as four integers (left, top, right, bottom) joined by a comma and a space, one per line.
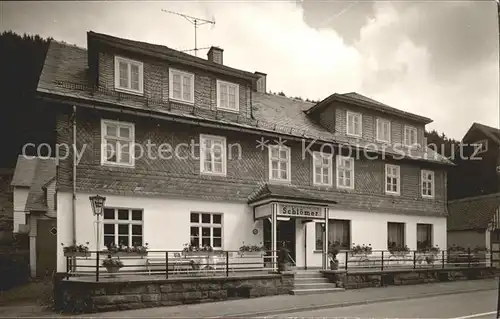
210, 287, 496, 318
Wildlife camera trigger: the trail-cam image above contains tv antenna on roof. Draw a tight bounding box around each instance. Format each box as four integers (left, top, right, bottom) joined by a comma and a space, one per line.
161, 9, 215, 57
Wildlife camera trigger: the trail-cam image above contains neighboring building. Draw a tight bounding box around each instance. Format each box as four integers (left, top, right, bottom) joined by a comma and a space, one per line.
0, 168, 14, 243
446, 123, 500, 252
447, 193, 500, 252
448, 123, 500, 200
35, 31, 452, 272
11, 155, 57, 277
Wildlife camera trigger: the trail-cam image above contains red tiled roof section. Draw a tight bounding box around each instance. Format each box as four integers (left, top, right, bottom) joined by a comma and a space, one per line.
447, 193, 500, 231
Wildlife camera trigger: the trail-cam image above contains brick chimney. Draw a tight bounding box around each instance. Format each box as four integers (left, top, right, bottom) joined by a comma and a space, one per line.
207, 46, 223, 64
255, 72, 267, 93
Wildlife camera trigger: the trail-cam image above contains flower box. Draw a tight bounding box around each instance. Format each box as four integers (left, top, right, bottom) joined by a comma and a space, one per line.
64, 251, 90, 258
183, 251, 218, 258
106, 251, 147, 258
238, 251, 265, 257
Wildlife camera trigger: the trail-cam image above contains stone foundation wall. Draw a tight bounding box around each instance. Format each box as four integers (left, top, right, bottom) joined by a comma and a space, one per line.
55, 273, 294, 313
323, 267, 497, 289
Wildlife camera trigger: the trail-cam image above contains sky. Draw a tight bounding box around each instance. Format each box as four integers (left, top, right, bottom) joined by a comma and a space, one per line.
1, 1, 498, 140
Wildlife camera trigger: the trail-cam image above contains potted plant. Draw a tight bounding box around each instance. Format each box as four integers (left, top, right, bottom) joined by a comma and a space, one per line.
238, 242, 266, 256
62, 242, 90, 257
104, 242, 148, 257
388, 242, 410, 258
417, 245, 440, 265
328, 242, 341, 270
183, 243, 215, 257
277, 245, 292, 273
350, 243, 372, 257
102, 255, 124, 275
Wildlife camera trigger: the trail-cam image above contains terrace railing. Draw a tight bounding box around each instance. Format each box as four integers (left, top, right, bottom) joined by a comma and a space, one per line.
333, 248, 497, 272
63, 250, 283, 282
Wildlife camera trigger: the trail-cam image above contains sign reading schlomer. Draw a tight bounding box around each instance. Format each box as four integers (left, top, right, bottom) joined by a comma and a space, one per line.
278, 203, 325, 219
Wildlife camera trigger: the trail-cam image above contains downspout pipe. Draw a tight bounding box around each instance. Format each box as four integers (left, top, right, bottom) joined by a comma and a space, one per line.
72, 105, 77, 245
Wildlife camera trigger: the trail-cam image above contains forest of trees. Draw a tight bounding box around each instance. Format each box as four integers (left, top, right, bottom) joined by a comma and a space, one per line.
0, 31, 53, 168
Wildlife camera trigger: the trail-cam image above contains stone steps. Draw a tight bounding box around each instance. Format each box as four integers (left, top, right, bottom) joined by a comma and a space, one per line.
291, 271, 345, 295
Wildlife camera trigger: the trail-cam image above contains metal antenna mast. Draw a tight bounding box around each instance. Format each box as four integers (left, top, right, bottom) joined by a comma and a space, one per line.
161, 9, 215, 57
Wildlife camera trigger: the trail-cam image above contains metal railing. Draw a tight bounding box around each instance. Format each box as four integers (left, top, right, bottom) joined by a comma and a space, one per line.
331, 248, 499, 272
64, 250, 284, 282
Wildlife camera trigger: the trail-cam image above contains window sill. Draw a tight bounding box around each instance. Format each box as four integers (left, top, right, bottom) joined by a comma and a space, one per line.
269, 179, 291, 185
346, 133, 362, 138
216, 106, 240, 114
101, 161, 135, 169
313, 249, 350, 254
115, 87, 144, 96
200, 171, 227, 177
422, 195, 435, 200
385, 191, 400, 196
170, 97, 195, 106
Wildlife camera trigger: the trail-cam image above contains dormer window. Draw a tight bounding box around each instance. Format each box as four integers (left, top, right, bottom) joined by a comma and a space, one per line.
114, 56, 143, 95
346, 111, 362, 137
217, 80, 239, 112
404, 125, 418, 147
169, 69, 194, 104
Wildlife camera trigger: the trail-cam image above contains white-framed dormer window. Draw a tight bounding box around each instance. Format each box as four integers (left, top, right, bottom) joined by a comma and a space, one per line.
217, 80, 239, 112
421, 170, 435, 198
336, 155, 354, 189
346, 111, 362, 137
312, 151, 332, 186
376, 118, 391, 143
404, 125, 418, 147
101, 119, 135, 167
385, 164, 400, 195
473, 139, 488, 154
169, 68, 195, 104
114, 56, 144, 95
200, 134, 226, 176
269, 145, 291, 182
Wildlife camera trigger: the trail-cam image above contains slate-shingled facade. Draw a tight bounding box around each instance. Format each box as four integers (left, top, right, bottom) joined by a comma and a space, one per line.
35, 31, 452, 271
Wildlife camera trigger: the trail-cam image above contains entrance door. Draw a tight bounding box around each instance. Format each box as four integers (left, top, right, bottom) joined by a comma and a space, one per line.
277, 219, 296, 263
36, 219, 57, 278
262, 218, 296, 264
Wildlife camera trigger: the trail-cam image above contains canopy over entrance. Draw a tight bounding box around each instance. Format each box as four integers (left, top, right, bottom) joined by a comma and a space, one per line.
248, 184, 337, 270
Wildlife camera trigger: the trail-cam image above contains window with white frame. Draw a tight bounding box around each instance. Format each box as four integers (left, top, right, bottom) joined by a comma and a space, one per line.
114, 56, 143, 94
101, 120, 135, 167
190, 212, 223, 249
421, 170, 435, 198
336, 155, 354, 189
313, 152, 332, 186
269, 145, 291, 182
404, 125, 418, 147
346, 111, 362, 137
376, 118, 391, 143
417, 223, 433, 249
217, 80, 239, 112
169, 68, 194, 104
103, 208, 143, 248
200, 135, 226, 176
315, 219, 351, 251
385, 164, 400, 195
388, 222, 405, 248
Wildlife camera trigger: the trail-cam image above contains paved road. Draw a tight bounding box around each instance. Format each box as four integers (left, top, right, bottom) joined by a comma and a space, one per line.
269, 289, 498, 319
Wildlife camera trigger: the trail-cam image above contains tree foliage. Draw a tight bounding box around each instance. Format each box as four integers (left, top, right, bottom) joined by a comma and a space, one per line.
425, 129, 459, 157
0, 31, 53, 168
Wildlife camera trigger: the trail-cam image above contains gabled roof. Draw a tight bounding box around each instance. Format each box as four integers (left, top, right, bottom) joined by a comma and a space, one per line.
305, 92, 433, 125
87, 31, 259, 82
462, 122, 500, 144
11, 155, 38, 187
37, 40, 452, 166
11, 156, 57, 212
248, 183, 338, 205
447, 193, 500, 231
